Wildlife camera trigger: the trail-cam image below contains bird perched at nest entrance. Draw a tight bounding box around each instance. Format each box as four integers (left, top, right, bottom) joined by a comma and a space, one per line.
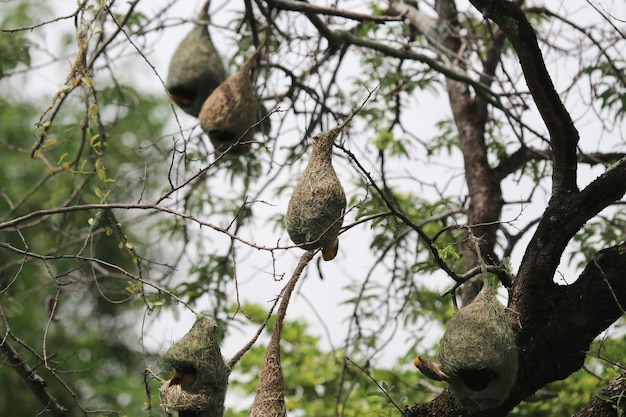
415, 356, 499, 392
413, 283, 518, 411
168, 366, 197, 388
414, 356, 452, 382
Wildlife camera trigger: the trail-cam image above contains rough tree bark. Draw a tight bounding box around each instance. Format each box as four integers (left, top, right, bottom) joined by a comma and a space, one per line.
403, 0, 626, 416
574, 371, 626, 417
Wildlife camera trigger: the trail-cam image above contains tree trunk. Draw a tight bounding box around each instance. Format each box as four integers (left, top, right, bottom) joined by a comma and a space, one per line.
435, 0, 504, 304
403, 0, 626, 415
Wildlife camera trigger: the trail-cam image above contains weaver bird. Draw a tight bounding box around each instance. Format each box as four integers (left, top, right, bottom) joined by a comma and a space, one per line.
414, 356, 452, 382
168, 368, 197, 388
321, 239, 339, 261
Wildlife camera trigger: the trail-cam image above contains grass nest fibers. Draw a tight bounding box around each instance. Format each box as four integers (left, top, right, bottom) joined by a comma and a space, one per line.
440, 284, 518, 411
159, 316, 230, 417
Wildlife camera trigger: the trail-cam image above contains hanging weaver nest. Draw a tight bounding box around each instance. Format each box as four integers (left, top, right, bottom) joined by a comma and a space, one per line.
247, 251, 314, 417
165, 0, 228, 117
285, 122, 348, 261
439, 283, 518, 411
247, 341, 286, 417
199, 46, 263, 156
159, 316, 230, 417
160, 384, 212, 414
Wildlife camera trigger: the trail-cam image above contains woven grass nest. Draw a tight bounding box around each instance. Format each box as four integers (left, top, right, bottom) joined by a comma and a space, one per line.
199, 47, 263, 156
165, 0, 227, 117
439, 283, 518, 411
285, 124, 347, 261
247, 341, 286, 417
159, 316, 230, 417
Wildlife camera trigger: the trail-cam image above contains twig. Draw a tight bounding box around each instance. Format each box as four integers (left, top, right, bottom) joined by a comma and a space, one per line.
227, 295, 280, 369
228, 251, 315, 368
346, 357, 402, 412
272, 250, 315, 340
336, 142, 464, 284
0, 11, 77, 32
269, 0, 404, 23
90, 1, 140, 70
0, 242, 196, 314
0, 310, 68, 416
0, 203, 273, 252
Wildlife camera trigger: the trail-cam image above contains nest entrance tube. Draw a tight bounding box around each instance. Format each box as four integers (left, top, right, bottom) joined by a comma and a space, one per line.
159, 316, 230, 417
439, 284, 518, 411
247, 251, 315, 417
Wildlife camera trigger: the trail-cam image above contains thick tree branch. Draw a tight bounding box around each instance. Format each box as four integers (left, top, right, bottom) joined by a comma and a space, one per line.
573, 157, 626, 226
403, 241, 626, 417
509, 243, 626, 409
491, 158, 626, 416
494, 147, 626, 181
513, 157, 626, 300
468, 0, 580, 195
387, 0, 439, 40
387, 0, 460, 67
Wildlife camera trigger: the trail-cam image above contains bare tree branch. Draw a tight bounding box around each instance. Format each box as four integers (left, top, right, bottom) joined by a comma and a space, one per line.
468, 0, 580, 195
269, 0, 404, 23
494, 147, 626, 181
0, 321, 68, 416
0, 203, 283, 252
